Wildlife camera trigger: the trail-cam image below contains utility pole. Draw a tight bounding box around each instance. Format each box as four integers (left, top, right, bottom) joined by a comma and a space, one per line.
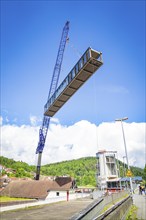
115, 117, 133, 196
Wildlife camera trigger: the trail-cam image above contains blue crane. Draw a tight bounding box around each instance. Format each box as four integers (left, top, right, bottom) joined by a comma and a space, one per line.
35, 21, 69, 180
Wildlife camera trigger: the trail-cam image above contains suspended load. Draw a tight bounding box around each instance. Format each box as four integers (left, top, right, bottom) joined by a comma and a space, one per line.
44, 47, 103, 117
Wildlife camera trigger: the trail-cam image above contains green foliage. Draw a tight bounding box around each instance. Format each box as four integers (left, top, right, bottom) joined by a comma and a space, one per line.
116, 159, 144, 178
0, 156, 15, 168
0, 156, 35, 178
130, 166, 144, 178
0, 156, 145, 187
41, 157, 97, 186
143, 164, 146, 181
126, 205, 138, 220
0, 156, 31, 171
0, 196, 33, 202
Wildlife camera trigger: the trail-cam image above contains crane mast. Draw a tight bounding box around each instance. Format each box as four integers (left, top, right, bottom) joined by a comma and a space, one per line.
35, 21, 69, 180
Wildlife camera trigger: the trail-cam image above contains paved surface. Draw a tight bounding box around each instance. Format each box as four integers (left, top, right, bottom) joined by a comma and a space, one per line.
1, 190, 145, 220
0, 193, 89, 212
133, 190, 146, 220
0, 198, 93, 220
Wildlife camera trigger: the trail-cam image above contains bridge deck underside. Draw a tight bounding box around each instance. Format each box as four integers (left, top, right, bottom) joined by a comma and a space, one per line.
44, 58, 102, 117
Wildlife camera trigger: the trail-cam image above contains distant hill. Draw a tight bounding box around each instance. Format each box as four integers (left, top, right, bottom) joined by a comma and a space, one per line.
0, 156, 35, 178
0, 156, 144, 186
41, 157, 97, 186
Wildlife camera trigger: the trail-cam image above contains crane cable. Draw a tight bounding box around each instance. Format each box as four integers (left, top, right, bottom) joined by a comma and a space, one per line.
67, 39, 82, 59
61, 39, 82, 80
92, 58, 100, 151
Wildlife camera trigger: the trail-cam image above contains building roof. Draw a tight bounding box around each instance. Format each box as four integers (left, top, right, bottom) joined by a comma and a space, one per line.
120, 176, 142, 182
55, 176, 72, 187
0, 177, 74, 199
107, 178, 121, 182
106, 176, 142, 182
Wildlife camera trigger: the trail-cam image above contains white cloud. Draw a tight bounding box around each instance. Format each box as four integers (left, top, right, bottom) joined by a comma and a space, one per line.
1, 124, 39, 165
0, 119, 145, 168
5, 117, 9, 123
0, 116, 3, 125
50, 117, 60, 124
29, 115, 41, 126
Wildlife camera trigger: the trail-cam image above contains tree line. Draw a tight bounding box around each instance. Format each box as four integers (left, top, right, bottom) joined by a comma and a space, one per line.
0, 156, 145, 186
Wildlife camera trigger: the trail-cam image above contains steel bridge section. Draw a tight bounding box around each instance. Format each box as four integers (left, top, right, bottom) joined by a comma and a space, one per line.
44, 47, 103, 117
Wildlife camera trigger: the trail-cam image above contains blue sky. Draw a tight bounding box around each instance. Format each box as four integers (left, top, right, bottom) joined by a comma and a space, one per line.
1, 1, 145, 168
1, 0, 145, 126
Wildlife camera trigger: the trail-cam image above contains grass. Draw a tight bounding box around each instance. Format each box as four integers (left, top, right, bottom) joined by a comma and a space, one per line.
0, 196, 34, 202
125, 205, 138, 220
99, 193, 129, 214
77, 185, 96, 188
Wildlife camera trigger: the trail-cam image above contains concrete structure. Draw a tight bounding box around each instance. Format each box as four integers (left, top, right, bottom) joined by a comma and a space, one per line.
96, 150, 119, 190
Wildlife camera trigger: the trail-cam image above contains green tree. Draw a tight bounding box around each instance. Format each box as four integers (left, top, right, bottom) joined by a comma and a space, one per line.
143, 164, 146, 183
15, 168, 26, 178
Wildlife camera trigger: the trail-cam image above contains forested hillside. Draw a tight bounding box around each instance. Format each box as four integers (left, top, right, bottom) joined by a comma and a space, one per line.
41, 157, 97, 186
0, 156, 35, 178
0, 156, 145, 187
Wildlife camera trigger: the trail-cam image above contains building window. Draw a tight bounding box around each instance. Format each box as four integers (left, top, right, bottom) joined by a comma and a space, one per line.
68, 72, 72, 83
79, 59, 83, 70
56, 192, 59, 196
106, 156, 115, 163
75, 64, 79, 74
83, 53, 87, 64
86, 50, 90, 60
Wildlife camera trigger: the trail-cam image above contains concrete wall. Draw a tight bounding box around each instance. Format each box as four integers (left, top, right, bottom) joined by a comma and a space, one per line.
104, 197, 133, 220
46, 191, 67, 200
45, 190, 90, 202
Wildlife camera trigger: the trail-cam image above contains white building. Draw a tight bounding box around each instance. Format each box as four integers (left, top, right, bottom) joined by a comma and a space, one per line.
96, 150, 120, 191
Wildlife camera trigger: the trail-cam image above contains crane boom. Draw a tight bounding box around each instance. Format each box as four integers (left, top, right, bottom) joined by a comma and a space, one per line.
48, 21, 69, 99
35, 21, 69, 180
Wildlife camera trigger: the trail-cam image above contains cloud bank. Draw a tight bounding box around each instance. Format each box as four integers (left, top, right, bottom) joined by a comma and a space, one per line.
1, 117, 145, 168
